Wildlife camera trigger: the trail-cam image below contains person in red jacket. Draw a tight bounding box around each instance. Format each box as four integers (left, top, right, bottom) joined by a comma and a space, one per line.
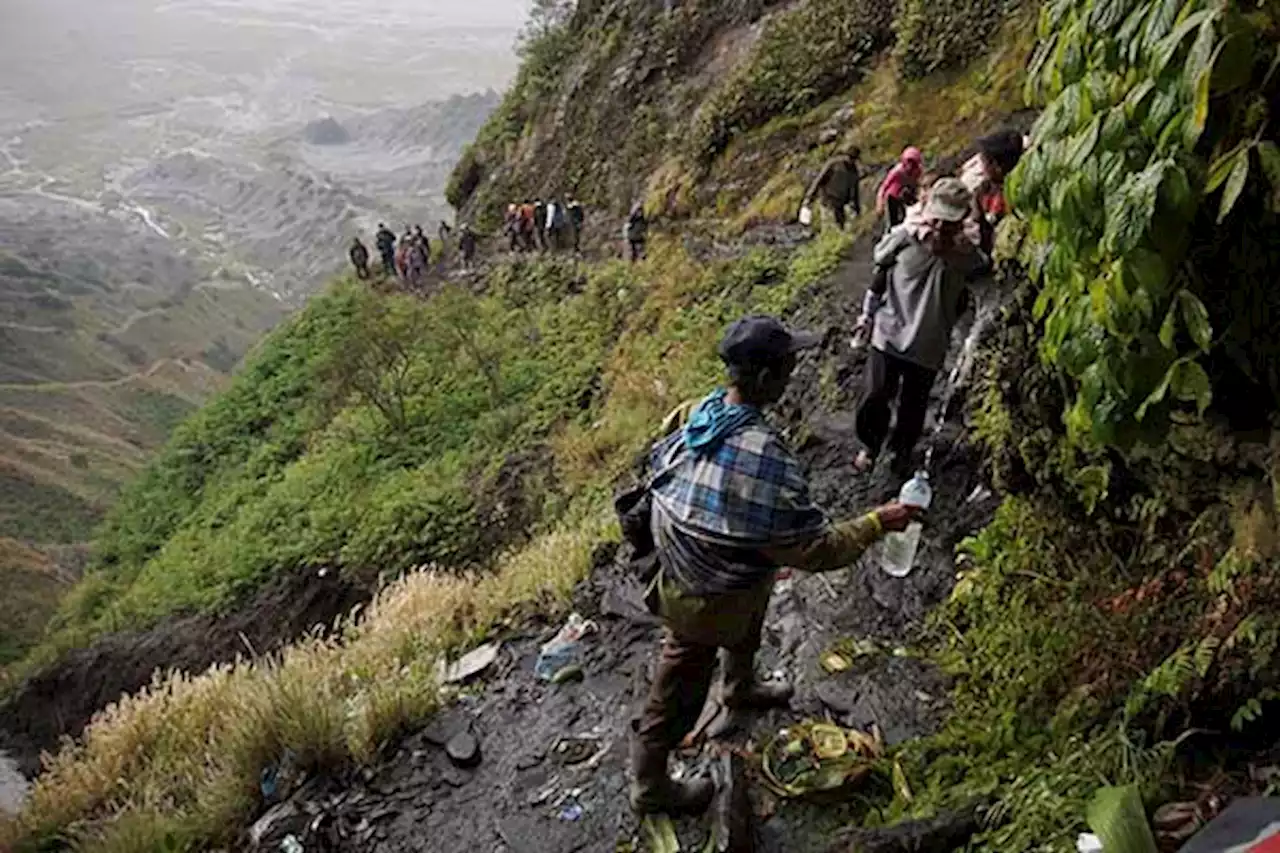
876, 146, 925, 232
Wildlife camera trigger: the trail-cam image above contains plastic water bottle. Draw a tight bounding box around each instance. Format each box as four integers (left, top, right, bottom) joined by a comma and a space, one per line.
880, 471, 932, 578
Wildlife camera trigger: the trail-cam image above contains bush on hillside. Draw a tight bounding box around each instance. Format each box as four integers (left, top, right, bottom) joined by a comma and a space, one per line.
894, 0, 1028, 79
691, 0, 897, 164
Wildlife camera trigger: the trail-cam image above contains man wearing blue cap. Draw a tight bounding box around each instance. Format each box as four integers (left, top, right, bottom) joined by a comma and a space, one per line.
630, 315, 917, 815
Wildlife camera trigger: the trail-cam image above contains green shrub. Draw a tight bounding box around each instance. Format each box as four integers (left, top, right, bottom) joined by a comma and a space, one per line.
894, 0, 1028, 80
692, 0, 897, 164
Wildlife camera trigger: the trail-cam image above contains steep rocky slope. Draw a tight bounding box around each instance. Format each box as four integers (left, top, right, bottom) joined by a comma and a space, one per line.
5, 0, 1280, 850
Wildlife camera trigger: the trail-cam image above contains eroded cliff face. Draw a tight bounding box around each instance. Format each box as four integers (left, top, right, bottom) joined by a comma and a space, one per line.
450, 0, 1032, 230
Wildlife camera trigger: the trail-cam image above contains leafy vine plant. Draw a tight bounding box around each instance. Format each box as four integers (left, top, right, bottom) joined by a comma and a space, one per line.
1008, 0, 1279, 449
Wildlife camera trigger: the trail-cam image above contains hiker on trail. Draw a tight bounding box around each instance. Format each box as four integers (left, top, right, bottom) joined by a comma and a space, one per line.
348, 237, 370, 279
533, 200, 549, 251
504, 204, 520, 252
396, 228, 413, 280
518, 202, 538, 251
876, 146, 925, 232
853, 178, 993, 481
438, 220, 453, 244
375, 223, 397, 276
567, 198, 585, 252
624, 203, 647, 263
960, 130, 1025, 245
406, 239, 430, 290
630, 315, 919, 816
459, 223, 477, 269
546, 198, 569, 251
801, 146, 862, 229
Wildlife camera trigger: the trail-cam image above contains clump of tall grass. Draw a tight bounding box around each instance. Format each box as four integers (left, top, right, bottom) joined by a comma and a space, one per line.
0, 515, 608, 853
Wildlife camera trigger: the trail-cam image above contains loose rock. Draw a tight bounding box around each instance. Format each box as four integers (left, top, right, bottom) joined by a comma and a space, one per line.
445, 731, 482, 769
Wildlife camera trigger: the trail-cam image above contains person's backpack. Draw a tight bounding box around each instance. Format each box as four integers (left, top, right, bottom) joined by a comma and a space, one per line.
550, 204, 566, 230
613, 444, 686, 614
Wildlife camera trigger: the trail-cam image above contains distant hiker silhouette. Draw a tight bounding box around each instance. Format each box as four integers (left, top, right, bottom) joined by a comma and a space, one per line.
349, 237, 370, 279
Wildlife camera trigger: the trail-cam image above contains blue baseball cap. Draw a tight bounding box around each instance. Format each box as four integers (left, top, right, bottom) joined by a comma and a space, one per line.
718, 315, 821, 368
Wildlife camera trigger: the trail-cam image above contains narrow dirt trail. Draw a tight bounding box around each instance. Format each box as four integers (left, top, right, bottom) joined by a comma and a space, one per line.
246, 230, 1003, 852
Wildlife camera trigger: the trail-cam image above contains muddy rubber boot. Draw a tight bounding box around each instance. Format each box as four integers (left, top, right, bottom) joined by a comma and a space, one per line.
722, 650, 794, 710
629, 738, 715, 816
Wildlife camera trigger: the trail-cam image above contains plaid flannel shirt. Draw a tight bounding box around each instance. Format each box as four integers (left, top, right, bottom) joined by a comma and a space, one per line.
649, 414, 832, 594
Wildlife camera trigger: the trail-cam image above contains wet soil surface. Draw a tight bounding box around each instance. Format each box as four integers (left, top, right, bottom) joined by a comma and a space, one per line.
247, 229, 1004, 852
0, 565, 368, 776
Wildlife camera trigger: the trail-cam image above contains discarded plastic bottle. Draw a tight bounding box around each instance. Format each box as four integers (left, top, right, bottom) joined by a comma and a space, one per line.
879, 471, 932, 578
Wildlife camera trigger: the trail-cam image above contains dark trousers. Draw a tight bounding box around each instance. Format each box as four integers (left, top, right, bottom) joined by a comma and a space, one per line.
636, 576, 771, 751
826, 199, 847, 229
629, 239, 646, 263
824, 196, 859, 230
379, 251, 395, 275
856, 348, 937, 463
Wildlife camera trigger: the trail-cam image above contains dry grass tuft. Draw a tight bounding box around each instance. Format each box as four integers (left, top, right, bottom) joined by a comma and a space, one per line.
0, 515, 608, 852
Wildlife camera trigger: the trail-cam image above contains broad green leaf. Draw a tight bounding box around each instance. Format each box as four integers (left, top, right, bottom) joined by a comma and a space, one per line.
1137, 361, 1177, 421
1142, 0, 1184, 52
1152, 9, 1212, 76
1218, 146, 1251, 223
1124, 79, 1155, 120
1101, 107, 1129, 150
1069, 115, 1103, 168
1087, 785, 1159, 853
1182, 15, 1217, 93
1159, 301, 1178, 349
1184, 68, 1211, 148
1089, 0, 1134, 32
1177, 290, 1212, 351
1127, 248, 1168, 309
1206, 144, 1244, 191
1172, 360, 1212, 414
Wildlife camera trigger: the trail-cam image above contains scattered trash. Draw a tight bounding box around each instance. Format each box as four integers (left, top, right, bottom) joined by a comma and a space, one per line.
559, 801, 585, 822
259, 749, 300, 803
820, 650, 852, 673
280, 836, 304, 853
761, 722, 880, 799
441, 641, 502, 685
1086, 785, 1158, 853
810, 724, 849, 760
535, 613, 598, 682
1075, 833, 1103, 853
551, 664, 585, 684
554, 735, 606, 767
445, 730, 482, 769
799, 205, 813, 227
966, 485, 993, 504
820, 638, 882, 673
640, 814, 681, 853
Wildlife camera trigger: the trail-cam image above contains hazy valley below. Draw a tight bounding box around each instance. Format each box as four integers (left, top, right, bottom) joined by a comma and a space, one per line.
0, 0, 523, 687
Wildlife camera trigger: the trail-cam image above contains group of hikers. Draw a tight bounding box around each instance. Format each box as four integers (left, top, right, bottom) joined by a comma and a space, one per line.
347, 220, 478, 287
503, 198, 587, 254
626, 130, 1027, 815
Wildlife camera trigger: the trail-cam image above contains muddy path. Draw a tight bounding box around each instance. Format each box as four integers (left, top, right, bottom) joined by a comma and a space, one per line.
247, 230, 1003, 852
